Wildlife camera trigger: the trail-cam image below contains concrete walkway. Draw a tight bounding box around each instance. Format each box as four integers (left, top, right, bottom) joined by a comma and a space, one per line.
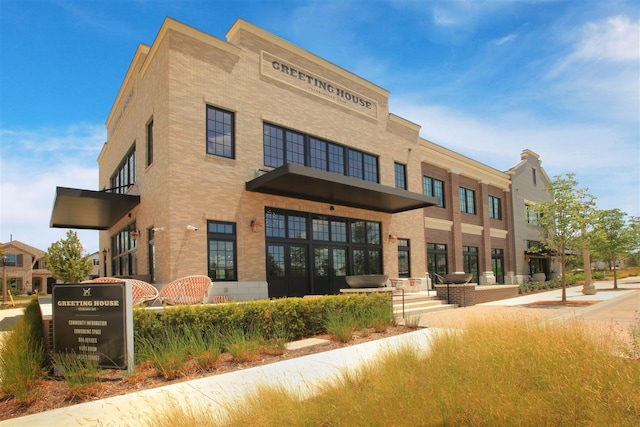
2, 278, 638, 427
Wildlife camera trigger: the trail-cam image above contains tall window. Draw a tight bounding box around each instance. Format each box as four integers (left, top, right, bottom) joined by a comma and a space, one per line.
206, 105, 234, 159
111, 223, 137, 276
207, 221, 237, 280
423, 176, 445, 207
463, 246, 479, 283
532, 168, 537, 185
488, 195, 502, 219
146, 119, 153, 167
394, 162, 407, 190
110, 146, 135, 194
526, 204, 541, 224
459, 187, 476, 214
398, 238, 410, 278
263, 123, 379, 183
427, 243, 447, 284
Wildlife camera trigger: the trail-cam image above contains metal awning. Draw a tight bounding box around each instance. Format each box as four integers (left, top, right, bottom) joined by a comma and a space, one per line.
246, 164, 438, 213
50, 187, 140, 230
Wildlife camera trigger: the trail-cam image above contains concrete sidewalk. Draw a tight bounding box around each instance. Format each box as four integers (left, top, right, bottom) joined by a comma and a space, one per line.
2, 278, 639, 427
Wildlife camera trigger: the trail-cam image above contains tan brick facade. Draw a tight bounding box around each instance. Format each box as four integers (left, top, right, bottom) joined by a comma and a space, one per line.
97, 18, 516, 299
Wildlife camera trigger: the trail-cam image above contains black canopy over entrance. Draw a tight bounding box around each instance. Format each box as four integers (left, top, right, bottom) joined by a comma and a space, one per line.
49, 187, 140, 230
246, 164, 438, 213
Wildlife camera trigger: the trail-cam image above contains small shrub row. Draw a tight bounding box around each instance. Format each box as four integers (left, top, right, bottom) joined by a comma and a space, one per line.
133, 293, 392, 343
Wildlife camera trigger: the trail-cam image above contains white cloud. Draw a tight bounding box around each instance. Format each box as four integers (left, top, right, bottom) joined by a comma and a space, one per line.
572, 16, 640, 62
0, 124, 104, 253
392, 101, 639, 217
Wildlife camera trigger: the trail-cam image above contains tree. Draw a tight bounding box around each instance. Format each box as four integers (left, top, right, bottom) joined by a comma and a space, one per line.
46, 230, 93, 283
534, 174, 595, 302
591, 210, 639, 289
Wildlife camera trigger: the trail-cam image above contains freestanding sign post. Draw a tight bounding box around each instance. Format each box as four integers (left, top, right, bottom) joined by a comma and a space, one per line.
53, 281, 134, 375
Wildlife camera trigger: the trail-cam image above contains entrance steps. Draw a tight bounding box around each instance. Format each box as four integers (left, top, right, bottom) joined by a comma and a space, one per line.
392, 291, 456, 322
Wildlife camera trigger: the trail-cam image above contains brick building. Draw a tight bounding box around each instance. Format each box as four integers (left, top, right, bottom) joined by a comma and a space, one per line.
0, 240, 53, 295
50, 18, 546, 300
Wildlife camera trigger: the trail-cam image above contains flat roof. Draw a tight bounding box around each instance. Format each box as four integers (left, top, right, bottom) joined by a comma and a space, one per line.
50, 187, 140, 230
246, 164, 437, 213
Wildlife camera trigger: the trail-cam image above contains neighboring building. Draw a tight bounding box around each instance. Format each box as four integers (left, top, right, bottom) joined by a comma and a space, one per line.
507, 149, 559, 283
420, 139, 512, 285
87, 251, 101, 280
1, 240, 53, 294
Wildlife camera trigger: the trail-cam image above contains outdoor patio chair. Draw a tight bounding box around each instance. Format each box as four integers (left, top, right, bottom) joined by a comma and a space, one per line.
159, 275, 212, 305
87, 277, 159, 306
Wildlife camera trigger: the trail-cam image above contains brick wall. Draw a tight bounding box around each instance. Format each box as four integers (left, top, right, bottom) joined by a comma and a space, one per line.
435, 284, 519, 307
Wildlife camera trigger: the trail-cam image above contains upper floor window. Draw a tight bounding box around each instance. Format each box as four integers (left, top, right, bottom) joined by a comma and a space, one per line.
3, 254, 23, 267
526, 204, 542, 224
146, 119, 154, 167
206, 106, 234, 159
111, 146, 135, 194
459, 187, 476, 214
488, 195, 502, 219
394, 162, 407, 190
532, 168, 537, 185
423, 176, 444, 208
263, 123, 378, 183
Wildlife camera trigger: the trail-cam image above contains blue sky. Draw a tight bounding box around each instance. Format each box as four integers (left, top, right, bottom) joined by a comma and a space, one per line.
1, 0, 638, 254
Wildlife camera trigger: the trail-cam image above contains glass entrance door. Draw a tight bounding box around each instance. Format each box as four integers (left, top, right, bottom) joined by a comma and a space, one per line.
313, 246, 347, 295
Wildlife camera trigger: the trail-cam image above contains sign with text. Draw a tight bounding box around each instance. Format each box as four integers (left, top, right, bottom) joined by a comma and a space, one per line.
53, 282, 133, 371
261, 51, 379, 120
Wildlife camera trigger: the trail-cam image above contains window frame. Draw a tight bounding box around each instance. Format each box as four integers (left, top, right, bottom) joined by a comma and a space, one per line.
207, 220, 237, 281
459, 187, 476, 214
423, 176, 445, 208
110, 145, 136, 194
394, 162, 407, 190
488, 195, 502, 220
263, 123, 379, 183
146, 118, 153, 167
206, 105, 235, 159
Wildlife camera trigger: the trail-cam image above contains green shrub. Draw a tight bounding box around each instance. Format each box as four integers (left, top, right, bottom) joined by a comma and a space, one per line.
0, 299, 47, 404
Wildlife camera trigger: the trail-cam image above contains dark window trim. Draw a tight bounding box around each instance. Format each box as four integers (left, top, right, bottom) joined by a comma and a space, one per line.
459, 187, 476, 214
207, 220, 237, 281
206, 105, 235, 159
263, 122, 379, 184
146, 118, 153, 167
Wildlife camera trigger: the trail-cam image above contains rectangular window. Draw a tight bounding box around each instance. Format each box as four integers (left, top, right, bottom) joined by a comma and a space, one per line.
207, 221, 237, 281
423, 176, 445, 208
488, 195, 502, 219
526, 205, 541, 224
328, 143, 345, 174
110, 224, 138, 276
394, 162, 407, 190
206, 105, 234, 159
264, 124, 284, 168
398, 238, 410, 278
427, 243, 447, 284
146, 119, 153, 167
459, 187, 476, 214
4, 254, 23, 267
263, 123, 378, 183
463, 246, 479, 283
532, 168, 537, 185
110, 146, 136, 194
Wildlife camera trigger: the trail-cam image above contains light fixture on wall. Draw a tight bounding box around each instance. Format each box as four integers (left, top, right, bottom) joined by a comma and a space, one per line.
129, 229, 139, 240
250, 218, 262, 232
186, 225, 199, 231
388, 233, 397, 242
152, 227, 165, 232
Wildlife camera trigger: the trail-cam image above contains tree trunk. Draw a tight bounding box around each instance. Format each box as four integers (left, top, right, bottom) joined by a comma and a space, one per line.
581, 238, 597, 295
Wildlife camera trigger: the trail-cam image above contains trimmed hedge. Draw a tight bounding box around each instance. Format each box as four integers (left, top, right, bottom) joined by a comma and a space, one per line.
134, 293, 392, 342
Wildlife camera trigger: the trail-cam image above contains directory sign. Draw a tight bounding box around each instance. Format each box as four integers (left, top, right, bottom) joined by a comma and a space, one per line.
53, 282, 132, 371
